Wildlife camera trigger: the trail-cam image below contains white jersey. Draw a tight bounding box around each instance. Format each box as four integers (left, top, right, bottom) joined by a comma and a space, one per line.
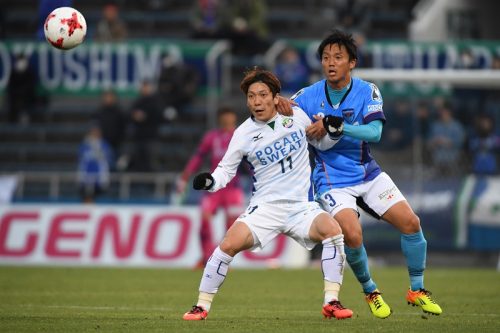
210, 106, 339, 205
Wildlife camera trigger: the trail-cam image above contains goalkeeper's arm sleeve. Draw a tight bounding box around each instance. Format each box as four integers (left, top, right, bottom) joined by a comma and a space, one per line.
343, 120, 383, 142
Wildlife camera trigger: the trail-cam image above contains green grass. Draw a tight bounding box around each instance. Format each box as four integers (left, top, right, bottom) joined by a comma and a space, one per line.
0, 266, 499, 332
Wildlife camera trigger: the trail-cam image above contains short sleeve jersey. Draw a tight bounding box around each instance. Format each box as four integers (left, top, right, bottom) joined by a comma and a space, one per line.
293, 77, 386, 194
210, 107, 337, 205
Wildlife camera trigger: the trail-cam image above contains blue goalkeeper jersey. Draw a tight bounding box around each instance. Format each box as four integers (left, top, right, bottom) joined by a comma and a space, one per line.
293, 77, 386, 194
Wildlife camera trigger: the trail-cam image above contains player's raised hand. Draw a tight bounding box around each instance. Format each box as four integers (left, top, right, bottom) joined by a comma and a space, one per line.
323, 115, 344, 138
193, 172, 214, 190
276, 95, 297, 116
306, 114, 327, 140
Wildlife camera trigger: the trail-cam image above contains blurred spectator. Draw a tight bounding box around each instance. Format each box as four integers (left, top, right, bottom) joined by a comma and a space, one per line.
415, 101, 432, 140
334, 0, 372, 35
484, 55, 500, 129
379, 100, 413, 150
6, 54, 37, 123
220, 0, 269, 57
452, 48, 485, 126
77, 126, 113, 203
468, 114, 500, 175
157, 52, 200, 121
274, 46, 309, 97
128, 81, 164, 172
94, 4, 127, 42
176, 106, 244, 268
0, 175, 17, 203
189, 0, 226, 39
492, 54, 500, 70
37, 0, 73, 40
455, 48, 480, 70
427, 102, 466, 176
414, 101, 433, 160
92, 90, 127, 166
352, 31, 371, 68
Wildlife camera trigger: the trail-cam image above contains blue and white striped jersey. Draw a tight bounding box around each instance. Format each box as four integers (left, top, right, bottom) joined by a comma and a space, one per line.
292, 77, 386, 194
210, 107, 339, 205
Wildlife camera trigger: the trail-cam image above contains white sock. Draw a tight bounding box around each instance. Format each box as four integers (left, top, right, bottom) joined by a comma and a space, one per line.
324, 280, 341, 305
321, 235, 346, 304
197, 292, 215, 312
197, 246, 233, 310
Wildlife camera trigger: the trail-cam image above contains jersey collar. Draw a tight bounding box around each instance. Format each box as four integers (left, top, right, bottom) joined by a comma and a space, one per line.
324, 79, 353, 109
251, 113, 279, 128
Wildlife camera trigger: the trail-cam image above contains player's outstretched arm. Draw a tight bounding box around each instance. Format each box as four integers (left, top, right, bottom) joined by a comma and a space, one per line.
343, 120, 383, 142
193, 172, 214, 190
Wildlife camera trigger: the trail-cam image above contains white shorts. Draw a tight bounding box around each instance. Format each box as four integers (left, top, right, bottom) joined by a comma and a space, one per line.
317, 172, 406, 218
236, 200, 327, 251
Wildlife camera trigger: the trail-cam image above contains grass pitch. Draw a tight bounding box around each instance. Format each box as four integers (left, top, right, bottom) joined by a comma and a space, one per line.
0, 266, 499, 332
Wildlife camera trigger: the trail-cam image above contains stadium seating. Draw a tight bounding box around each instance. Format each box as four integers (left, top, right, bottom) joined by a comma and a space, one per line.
0, 0, 432, 202
2, 0, 419, 39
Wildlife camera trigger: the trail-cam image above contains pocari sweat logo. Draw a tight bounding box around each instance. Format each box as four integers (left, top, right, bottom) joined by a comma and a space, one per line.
255, 130, 305, 165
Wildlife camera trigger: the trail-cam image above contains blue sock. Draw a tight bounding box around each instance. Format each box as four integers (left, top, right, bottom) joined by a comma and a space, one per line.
345, 245, 377, 294
401, 230, 427, 291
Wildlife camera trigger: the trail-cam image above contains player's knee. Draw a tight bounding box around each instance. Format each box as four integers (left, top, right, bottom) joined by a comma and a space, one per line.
311, 215, 342, 241
325, 220, 342, 238
219, 240, 238, 257
333, 225, 343, 237
404, 213, 421, 234
343, 230, 363, 248
219, 236, 247, 257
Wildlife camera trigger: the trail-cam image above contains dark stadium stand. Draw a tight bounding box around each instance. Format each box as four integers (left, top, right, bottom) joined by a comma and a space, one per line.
0, 118, 204, 173
2, 0, 419, 39
0, 0, 440, 202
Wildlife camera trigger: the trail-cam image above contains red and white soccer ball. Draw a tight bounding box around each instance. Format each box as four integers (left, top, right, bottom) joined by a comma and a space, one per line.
44, 7, 87, 50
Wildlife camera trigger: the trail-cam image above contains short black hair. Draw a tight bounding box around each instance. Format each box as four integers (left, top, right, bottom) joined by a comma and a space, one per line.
317, 29, 357, 61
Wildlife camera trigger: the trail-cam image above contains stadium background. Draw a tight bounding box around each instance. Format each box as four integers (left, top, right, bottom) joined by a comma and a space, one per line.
0, 0, 499, 269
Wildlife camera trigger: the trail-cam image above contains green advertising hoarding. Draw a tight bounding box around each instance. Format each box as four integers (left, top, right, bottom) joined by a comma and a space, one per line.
0, 40, 216, 95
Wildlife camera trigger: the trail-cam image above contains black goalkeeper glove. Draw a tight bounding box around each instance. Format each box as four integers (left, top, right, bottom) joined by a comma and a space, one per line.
192, 172, 214, 190
322, 115, 344, 138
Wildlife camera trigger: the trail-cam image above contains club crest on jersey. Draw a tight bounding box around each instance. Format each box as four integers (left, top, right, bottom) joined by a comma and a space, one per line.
370, 83, 382, 102
320, 101, 325, 109
342, 108, 355, 123
282, 117, 294, 128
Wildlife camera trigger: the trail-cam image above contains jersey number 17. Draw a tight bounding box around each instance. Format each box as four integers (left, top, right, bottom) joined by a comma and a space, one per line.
279, 156, 293, 173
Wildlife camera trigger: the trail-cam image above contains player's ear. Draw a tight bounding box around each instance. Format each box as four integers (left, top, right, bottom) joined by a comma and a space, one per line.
349, 59, 356, 70
273, 93, 280, 106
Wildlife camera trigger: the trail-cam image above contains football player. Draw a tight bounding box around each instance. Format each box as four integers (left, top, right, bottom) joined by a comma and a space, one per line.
183, 68, 352, 321
278, 29, 442, 318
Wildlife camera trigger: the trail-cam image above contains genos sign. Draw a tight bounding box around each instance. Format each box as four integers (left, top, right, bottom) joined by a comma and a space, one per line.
0, 205, 309, 268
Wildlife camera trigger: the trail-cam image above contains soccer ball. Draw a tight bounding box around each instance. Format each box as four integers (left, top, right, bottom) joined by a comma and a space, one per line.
44, 7, 87, 50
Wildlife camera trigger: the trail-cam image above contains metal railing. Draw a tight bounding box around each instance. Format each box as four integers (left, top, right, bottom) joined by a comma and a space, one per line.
7, 171, 178, 201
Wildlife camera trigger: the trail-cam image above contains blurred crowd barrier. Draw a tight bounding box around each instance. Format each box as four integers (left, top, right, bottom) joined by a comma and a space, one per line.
0, 175, 498, 270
